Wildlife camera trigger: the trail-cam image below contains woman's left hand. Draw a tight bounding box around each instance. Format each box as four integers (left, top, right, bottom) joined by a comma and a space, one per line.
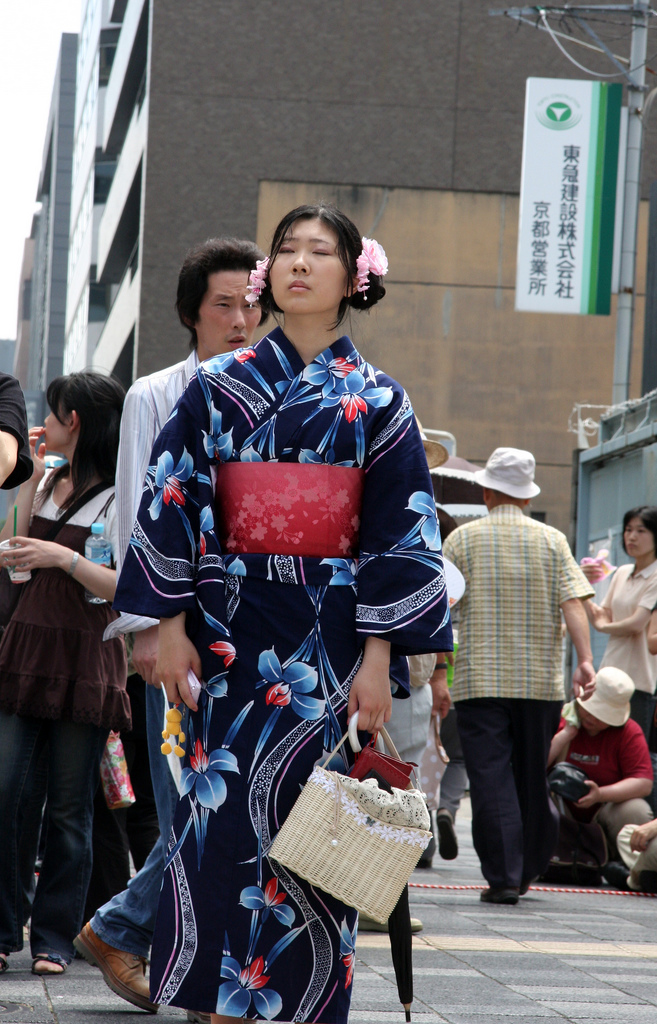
347, 637, 392, 734
1, 536, 69, 573
576, 780, 601, 809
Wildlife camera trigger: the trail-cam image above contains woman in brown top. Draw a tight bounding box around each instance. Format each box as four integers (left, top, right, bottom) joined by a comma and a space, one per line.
0, 372, 128, 976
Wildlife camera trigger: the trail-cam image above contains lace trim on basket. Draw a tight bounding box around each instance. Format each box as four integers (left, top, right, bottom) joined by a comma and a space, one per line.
308, 767, 429, 847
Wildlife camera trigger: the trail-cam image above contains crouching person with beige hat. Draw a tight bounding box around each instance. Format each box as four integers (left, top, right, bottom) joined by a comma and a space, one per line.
548, 667, 654, 887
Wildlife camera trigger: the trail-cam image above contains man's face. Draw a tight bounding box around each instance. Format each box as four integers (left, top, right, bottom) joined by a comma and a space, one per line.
194, 270, 261, 362
577, 705, 609, 736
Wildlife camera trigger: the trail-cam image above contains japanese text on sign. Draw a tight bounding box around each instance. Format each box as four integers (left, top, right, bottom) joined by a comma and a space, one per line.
529, 202, 550, 296
556, 146, 579, 300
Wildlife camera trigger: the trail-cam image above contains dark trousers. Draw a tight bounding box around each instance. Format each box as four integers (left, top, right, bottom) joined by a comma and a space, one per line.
455, 698, 562, 889
631, 689, 655, 742
634, 690, 657, 815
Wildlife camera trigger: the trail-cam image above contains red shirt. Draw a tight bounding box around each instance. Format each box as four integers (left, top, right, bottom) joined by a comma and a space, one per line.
562, 717, 653, 820
565, 717, 653, 786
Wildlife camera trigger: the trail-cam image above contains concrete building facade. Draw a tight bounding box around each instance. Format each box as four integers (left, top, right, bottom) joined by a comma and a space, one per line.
27, 33, 77, 391
13, 230, 35, 388
63, 0, 123, 378
36, 0, 657, 532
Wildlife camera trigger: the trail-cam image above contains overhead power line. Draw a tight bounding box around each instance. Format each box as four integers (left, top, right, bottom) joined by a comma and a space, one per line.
490, 4, 657, 82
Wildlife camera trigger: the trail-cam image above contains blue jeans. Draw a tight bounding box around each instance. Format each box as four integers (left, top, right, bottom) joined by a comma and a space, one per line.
0, 711, 107, 961
91, 682, 180, 958
18, 745, 48, 924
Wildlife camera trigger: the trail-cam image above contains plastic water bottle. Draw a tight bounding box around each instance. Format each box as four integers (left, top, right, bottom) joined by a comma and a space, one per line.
84, 522, 112, 604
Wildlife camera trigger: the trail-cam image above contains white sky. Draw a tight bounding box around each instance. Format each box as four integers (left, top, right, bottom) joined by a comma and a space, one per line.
0, 1, 83, 340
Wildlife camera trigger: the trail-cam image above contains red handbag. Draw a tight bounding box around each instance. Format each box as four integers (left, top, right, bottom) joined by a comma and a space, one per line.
349, 733, 416, 790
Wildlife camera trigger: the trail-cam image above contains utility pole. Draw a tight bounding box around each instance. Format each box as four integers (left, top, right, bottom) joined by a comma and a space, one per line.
613, 0, 650, 404
491, 2, 653, 403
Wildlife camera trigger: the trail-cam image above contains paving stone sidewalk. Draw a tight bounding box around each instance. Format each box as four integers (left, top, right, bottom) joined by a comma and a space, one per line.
2, 800, 657, 1022
352, 799, 657, 1023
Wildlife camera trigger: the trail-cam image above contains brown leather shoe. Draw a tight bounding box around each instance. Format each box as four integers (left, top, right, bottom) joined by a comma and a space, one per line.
73, 922, 158, 1013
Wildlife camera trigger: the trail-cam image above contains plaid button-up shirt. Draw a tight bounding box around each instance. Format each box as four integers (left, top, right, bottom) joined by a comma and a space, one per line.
443, 505, 594, 702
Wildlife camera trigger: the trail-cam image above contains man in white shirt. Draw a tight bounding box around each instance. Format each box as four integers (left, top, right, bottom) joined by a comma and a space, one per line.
74, 238, 264, 1020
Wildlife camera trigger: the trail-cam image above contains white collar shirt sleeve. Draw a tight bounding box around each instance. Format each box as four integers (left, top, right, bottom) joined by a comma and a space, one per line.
107, 349, 199, 637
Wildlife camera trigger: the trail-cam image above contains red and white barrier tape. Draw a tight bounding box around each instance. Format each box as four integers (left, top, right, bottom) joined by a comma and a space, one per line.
408, 881, 657, 898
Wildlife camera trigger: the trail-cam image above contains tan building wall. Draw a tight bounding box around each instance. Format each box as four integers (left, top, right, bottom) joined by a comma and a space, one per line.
254, 182, 649, 535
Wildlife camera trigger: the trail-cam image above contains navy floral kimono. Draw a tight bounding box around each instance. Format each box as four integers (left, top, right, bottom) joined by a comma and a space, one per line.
114, 327, 452, 1022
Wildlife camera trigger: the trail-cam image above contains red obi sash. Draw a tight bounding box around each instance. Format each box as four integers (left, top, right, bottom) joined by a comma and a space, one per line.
216, 463, 365, 558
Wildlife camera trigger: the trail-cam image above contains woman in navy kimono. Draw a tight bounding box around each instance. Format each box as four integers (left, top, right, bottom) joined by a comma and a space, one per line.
114, 204, 452, 1023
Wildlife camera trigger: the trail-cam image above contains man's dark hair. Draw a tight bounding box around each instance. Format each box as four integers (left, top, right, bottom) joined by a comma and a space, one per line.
176, 237, 267, 346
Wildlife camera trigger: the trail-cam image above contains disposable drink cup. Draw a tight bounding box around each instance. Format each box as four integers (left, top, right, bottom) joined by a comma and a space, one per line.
0, 539, 31, 583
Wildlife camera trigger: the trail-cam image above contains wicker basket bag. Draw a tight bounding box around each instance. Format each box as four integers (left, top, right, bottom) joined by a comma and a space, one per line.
269, 720, 432, 923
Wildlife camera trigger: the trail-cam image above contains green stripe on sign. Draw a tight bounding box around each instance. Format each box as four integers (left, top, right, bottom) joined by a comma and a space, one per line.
594, 83, 622, 314
589, 83, 608, 312
582, 82, 622, 314
582, 81, 601, 314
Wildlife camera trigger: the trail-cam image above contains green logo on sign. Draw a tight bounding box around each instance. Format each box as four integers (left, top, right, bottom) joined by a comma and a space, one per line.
547, 102, 572, 122
536, 94, 582, 131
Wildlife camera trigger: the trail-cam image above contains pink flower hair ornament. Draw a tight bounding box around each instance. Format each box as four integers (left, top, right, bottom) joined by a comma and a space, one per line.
356, 237, 388, 299
245, 257, 270, 304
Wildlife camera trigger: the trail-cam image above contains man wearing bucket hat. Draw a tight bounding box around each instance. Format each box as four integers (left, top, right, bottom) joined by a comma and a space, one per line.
443, 447, 596, 904
548, 667, 653, 888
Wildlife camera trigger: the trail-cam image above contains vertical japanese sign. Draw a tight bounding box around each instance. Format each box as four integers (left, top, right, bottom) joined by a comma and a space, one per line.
516, 78, 622, 315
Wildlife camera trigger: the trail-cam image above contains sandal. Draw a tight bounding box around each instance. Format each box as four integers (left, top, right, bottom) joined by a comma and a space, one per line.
0, 953, 7, 973
32, 954, 67, 975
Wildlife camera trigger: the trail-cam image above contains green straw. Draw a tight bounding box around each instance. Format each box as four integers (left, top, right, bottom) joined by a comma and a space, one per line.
12, 505, 17, 537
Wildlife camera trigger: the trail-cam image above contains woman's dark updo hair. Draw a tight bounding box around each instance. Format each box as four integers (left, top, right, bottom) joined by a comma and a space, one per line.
258, 203, 386, 327
622, 506, 657, 556
39, 371, 125, 512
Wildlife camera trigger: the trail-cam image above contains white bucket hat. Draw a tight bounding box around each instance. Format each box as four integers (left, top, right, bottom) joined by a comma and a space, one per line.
474, 447, 541, 499
576, 666, 634, 727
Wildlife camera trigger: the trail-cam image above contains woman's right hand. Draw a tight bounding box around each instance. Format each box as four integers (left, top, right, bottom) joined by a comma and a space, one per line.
347, 636, 392, 734
28, 427, 47, 482
580, 563, 602, 584
156, 612, 203, 711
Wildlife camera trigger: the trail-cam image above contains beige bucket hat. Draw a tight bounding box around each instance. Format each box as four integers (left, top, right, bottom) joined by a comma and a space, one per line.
576, 666, 634, 727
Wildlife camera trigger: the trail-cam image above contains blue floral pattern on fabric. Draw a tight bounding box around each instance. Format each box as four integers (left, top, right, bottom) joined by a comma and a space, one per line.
115, 327, 452, 1022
